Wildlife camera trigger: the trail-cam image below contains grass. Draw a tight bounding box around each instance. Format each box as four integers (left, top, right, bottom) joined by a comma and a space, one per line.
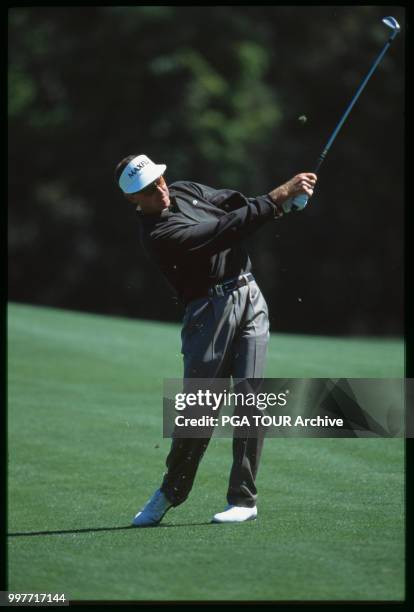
7, 302, 405, 601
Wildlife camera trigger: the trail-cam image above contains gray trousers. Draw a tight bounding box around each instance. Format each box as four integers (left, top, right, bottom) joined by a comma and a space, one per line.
161, 279, 269, 508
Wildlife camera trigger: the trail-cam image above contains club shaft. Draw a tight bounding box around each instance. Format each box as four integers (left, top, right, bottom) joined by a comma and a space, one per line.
314, 35, 395, 174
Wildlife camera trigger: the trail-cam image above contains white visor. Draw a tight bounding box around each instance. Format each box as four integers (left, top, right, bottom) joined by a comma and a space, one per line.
119, 154, 167, 194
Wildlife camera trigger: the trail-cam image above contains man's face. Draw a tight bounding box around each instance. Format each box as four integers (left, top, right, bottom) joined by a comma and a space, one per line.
125, 175, 170, 214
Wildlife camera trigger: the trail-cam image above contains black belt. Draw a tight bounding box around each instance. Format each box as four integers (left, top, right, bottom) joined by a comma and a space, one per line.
207, 273, 254, 297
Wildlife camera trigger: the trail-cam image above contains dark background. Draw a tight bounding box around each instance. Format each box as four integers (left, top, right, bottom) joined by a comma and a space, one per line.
8, 6, 405, 336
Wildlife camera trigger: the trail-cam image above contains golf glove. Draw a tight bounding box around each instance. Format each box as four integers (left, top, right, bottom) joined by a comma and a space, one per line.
281, 193, 309, 214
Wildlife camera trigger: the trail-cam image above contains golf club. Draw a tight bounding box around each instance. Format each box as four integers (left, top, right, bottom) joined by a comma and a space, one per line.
290, 16, 401, 211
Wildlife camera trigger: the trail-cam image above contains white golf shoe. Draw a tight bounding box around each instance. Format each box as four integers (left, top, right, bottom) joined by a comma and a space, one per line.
212, 504, 257, 524
132, 489, 172, 527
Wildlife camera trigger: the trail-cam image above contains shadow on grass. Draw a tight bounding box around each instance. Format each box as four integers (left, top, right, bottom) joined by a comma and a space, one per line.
8, 522, 213, 537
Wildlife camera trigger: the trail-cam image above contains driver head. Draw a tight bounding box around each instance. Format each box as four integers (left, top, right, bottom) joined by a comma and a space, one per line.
382, 16, 401, 38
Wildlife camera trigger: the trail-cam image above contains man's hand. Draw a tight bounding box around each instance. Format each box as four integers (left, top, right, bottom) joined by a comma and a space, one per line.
268, 173, 317, 206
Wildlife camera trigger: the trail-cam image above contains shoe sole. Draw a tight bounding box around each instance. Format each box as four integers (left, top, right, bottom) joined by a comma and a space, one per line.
131, 506, 172, 528
211, 516, 257, 524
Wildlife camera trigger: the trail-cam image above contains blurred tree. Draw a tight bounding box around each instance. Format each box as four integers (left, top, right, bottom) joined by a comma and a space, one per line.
8, 6, 404, 335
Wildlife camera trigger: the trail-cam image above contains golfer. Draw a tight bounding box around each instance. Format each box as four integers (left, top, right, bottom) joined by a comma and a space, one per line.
115, 154, 317, 525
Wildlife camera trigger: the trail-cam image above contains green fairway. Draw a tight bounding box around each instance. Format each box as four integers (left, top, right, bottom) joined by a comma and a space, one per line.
7, 302, 405, 601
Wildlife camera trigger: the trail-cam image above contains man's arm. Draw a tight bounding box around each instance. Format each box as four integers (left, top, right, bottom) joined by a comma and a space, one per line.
150, 173, 317, 257
171, 181, 263, 213
150, 194, 277, 257
180, 175, 316, 215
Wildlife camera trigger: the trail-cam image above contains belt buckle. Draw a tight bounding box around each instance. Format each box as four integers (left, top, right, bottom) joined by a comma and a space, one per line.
216, 284, 224, 296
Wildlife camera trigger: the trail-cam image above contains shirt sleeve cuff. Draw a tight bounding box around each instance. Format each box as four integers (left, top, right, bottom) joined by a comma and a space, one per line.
264, 195, 284, 219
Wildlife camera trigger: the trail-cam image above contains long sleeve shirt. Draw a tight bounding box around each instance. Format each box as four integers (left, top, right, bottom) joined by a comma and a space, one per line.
137, 181, 282, 305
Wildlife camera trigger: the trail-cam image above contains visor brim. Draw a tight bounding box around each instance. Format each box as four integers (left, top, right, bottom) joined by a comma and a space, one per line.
122, 164, 167, 194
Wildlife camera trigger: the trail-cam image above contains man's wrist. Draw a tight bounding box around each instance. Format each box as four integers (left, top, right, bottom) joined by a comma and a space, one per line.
267, 195, 285, 218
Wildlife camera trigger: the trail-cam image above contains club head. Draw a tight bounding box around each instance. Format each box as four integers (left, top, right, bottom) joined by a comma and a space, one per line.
382, 16, 401, 39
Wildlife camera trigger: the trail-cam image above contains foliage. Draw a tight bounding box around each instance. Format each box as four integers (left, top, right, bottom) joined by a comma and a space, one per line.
8, 6, 405, 334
